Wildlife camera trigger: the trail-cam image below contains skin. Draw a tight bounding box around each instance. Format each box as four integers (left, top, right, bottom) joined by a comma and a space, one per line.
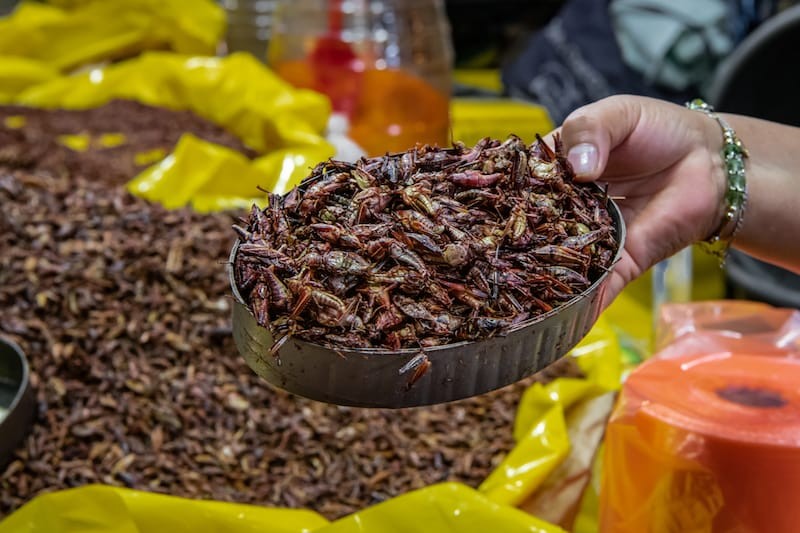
547, 95, 800, 305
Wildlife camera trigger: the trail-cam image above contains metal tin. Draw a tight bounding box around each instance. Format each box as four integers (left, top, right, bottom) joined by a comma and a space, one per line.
230, 196, 625, 408
0, 337, 36, 467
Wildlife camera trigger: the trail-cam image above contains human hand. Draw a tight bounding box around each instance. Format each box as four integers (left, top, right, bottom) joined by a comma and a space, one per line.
548, 95, 727, 305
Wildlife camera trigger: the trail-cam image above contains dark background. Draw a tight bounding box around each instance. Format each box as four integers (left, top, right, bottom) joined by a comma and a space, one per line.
444, 0, 565, 69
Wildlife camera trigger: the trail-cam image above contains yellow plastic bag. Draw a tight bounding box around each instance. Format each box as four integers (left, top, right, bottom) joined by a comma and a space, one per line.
480, 317, 622, 529
317, 483, 565, 533
127, 134, 334, 212
250, 146, 337, 196
0, 483, 563, 533
17, 52, 330, 153
0, 56, 59, 103
13, 51, 334, 210
16, 52, 332, 154
0, 484, 329, 533
479, 400, 570, 507
0, 1, 224, 72
127, 134, 267, 211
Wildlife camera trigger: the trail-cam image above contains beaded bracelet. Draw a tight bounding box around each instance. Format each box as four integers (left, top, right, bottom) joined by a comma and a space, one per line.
685, 98, 748, 265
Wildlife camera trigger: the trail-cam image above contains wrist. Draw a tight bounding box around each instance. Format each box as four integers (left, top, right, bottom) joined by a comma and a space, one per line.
685, 99, 749, 264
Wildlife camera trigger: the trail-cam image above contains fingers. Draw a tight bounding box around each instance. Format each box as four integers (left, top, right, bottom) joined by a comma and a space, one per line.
557, 95, 645, 181
600, 249, 646, 310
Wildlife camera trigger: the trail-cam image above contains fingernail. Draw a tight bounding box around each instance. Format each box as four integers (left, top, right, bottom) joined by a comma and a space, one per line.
567, 143, 598, 176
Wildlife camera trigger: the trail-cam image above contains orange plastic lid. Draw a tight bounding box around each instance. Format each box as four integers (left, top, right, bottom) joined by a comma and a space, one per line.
625, 352, 800, 447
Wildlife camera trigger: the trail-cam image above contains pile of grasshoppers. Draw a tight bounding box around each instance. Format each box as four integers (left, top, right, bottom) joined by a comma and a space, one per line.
234, 134, 618, 351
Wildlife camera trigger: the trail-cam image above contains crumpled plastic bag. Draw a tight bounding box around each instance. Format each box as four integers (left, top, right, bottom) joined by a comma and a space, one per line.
480, 317, 622, 531
0, 483, 564, 533
127, 134, 333, 212
16, 51, 332, 154
0, 56, 59, 103
0, 0, 224, 72
654, 299, 800, 357
315, 483, 565, 533
600, 300, 800, 533
12, 51, 335, 210
0, 484, 329, 533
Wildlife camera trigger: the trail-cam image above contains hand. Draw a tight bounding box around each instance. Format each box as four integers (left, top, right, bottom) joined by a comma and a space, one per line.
547, 95, 727, 305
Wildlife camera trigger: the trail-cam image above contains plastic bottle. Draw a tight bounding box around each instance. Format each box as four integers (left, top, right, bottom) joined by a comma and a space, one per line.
652, 246, 693, 330
267, 0, 454, 156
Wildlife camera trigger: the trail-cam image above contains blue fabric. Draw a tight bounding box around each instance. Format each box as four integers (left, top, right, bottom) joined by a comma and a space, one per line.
729, 0, 781, 42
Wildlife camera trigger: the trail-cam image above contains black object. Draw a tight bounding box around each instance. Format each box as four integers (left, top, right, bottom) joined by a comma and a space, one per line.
0, 1, 16, 16
726, 252, 800, 309
708, 4, 800, 126
444, 0, 564, 69
706, 5, 800, 309
716, 385, 787, 408
0, 337, 36, 468
500, 0, 692, 123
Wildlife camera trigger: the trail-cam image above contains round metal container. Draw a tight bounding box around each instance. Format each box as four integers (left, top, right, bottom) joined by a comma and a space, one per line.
230, 197, 625, 408
0, 337, 36, 467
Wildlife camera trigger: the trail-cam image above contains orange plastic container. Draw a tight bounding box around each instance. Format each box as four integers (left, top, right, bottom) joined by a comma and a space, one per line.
601, 350, 800, 532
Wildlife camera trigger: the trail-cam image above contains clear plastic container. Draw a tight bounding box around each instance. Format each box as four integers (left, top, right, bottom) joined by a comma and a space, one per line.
221, 0, 277, 58
652, 246, 693, 330
267, 0, 453, 156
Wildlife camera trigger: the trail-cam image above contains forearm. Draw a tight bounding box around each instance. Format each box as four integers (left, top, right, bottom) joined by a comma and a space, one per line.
716, 114, 800, 272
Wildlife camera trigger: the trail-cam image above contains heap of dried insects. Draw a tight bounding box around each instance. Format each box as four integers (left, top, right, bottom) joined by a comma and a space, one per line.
0, 99, 255, 185
234, 135, 618, 351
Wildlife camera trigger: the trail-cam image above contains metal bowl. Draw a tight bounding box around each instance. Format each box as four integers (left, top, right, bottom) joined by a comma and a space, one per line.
230, 197, 625, 408
0, 337, 36, 467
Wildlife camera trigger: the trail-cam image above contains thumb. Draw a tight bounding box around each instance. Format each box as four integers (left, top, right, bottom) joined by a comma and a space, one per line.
557, 95, 644, 181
